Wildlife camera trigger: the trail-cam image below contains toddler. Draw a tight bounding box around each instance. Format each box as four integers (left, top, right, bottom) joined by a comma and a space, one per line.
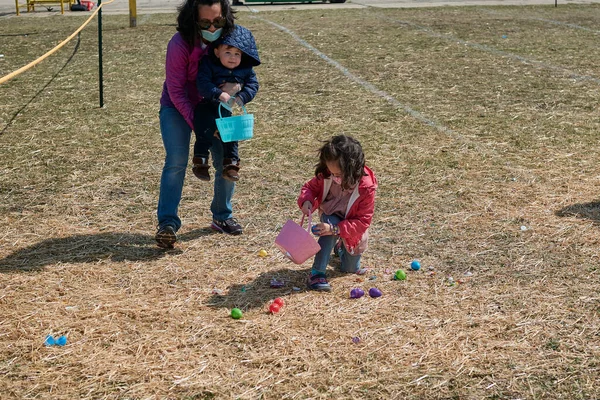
193, 25, 260, 182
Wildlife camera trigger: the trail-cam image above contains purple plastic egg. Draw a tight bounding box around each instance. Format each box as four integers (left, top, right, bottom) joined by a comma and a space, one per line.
368, 288, 382, 298
350, 288, 365, 299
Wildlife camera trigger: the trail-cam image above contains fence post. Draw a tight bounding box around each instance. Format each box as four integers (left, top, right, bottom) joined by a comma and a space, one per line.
98, 0, 104, 107
129, 0, 137, 27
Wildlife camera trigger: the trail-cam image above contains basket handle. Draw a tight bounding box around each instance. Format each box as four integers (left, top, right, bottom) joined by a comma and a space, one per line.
218, 98, 248, 119
300, 210, 313, 233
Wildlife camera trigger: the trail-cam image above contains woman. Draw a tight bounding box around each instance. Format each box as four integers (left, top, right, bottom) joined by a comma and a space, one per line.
156, 0, 242, 249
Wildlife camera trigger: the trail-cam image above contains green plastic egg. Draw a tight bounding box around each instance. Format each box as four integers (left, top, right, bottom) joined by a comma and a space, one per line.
394, 269, 407, 281
231, 308, 243, 319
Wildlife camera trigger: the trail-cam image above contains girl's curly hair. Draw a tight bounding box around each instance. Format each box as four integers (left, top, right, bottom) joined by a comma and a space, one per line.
176, 0, 236, 46
315, 135, 365, 190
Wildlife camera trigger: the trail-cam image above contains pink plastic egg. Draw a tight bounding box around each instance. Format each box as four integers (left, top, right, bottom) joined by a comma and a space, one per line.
269, 303, 281, 314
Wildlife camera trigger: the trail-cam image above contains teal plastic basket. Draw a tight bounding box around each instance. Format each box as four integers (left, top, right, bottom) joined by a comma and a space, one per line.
215, 102, 254, 143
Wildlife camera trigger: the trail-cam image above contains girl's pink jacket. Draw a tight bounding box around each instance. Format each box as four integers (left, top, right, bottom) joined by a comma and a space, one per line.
297, 166, 378, 252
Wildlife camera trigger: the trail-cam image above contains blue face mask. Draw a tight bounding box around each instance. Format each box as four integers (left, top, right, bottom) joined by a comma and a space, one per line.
201, 28, 223, 42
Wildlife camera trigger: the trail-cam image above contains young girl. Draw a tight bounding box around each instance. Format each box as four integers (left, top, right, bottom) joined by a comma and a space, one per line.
298, 134, 378, 291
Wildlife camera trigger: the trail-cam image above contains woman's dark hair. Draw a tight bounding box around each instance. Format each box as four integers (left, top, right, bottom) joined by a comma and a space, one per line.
315, 135, 365, 190
176, 0, 236, 46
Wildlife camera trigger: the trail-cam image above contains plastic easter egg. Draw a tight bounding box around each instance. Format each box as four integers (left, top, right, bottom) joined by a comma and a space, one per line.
352, 336, 360, 344
350, 288, 365, 299
258, 249, 268, 257
394, 269, 407, 280
231, 308, 243, 319
56, 335, 67, 346
270, 278, 285, 288
269, 303, 281, 314
311, 225, 319, 236
410, 260, 421, 271
44, 335, 56, 346
273, 297, 285, 307
368, 288, 382, 298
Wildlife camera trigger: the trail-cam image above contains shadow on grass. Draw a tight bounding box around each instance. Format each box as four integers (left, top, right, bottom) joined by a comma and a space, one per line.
203, 256, 350, 312
0, 228, 215, 273
555, 201, 600, 224
203, 266, 311, 312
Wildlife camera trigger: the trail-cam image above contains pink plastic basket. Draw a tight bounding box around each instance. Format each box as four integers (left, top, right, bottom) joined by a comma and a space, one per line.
275, 212, 321, 264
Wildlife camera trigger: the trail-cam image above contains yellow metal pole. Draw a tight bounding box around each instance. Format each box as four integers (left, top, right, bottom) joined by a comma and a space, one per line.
15, 0, 20, 15
129, 0, 136, 27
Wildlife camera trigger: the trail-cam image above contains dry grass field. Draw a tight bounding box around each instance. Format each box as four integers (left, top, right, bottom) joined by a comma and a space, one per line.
1, 3, 599, 399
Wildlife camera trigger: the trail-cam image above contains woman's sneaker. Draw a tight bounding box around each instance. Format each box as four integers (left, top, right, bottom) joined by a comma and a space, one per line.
155, 225, 177, 248
307, 274, 331, 292
211, 218, 243, 235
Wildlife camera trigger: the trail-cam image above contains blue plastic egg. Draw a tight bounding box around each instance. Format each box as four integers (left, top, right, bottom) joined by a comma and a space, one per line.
44, 335, 55, 346
411, 260, 421, 271
311, 225, 319, 236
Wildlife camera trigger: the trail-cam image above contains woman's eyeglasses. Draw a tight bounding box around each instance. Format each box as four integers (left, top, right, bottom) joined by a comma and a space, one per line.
197, 17, 226, 30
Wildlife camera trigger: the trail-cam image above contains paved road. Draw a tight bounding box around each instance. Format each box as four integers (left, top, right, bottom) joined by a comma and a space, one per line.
2, 0, 599, 16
